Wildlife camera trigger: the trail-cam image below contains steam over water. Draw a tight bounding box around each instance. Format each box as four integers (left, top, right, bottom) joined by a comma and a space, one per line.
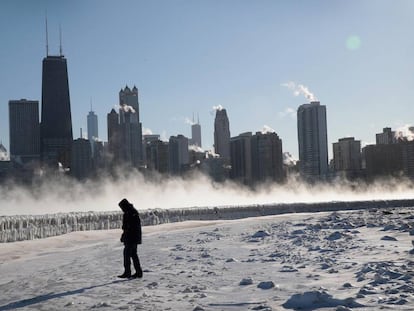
1, 172, 414, 216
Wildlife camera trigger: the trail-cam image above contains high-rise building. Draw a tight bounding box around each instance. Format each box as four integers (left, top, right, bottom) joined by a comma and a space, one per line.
251, 131, 284, 183
71, 138, 92, 180
297, 101, 328, 179
376, 127, 396, 145
214, 108, 230, 160
333, 137, 362, 178
8, 99, 40, 164
145, 139, 169, 174
40, 53, 73, 168
119, 86, 143, 167
230, 132, 252, 185
107, 108, 121, 164
87, 109, 98, 141
168, 135, 189, 174
190, 114, 202, 147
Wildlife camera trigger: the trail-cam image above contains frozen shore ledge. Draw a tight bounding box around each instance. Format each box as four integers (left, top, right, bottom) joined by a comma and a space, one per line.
1, 199, 414, 243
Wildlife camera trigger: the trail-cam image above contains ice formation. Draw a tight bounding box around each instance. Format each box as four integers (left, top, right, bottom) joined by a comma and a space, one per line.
1, 199, 414, 243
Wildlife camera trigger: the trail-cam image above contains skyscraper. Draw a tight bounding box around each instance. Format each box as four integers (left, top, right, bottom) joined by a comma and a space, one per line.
168, 135, 189, 174
87, 109, 98, 142
8, 99, 40, 164
40, 53, 73, 169
214, 108, 230, 160
333, 137, 362, 179
119, 86, 143, 167
230, 132, 252, 185
190, 114, 202, 147
297, 101, 328, 179
251, 131, 284, 183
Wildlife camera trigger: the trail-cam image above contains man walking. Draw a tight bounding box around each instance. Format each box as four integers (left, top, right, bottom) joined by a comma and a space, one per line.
118, 198, 143, 279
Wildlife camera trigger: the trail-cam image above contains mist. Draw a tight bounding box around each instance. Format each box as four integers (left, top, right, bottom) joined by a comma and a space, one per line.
1, 171, 414, 216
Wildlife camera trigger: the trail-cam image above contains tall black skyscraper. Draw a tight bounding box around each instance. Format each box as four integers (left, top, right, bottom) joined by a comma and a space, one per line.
40, 52, 73, 168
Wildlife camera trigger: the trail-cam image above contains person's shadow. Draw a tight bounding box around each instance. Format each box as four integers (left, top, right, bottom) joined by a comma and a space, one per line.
0, 280, 129, 310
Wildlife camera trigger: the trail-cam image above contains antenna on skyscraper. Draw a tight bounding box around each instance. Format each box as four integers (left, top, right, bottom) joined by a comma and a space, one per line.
197, 113, 200, 124
59, 24, 63, 56
90, 97, 93, 111
45, 12, 49, 56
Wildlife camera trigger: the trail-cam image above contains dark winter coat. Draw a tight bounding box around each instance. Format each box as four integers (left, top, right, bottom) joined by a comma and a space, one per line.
119, 199, 142, 245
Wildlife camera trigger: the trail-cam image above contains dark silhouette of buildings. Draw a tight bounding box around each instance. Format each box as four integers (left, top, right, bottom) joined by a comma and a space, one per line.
190, 114, 202, 147
214, 108, 230, 160
251, 131, 284, 183
71, 138, 92, 180
333, 137, 362, 179
297, 101, 328, 180
8, 99, 40, 165
105, 86, 143, 169
40, 54, 73, 169
230, 132, 253, 185
168, 135, 189, 174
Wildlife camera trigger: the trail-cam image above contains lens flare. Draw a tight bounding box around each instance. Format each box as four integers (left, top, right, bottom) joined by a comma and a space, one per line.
346, 35, 361, 51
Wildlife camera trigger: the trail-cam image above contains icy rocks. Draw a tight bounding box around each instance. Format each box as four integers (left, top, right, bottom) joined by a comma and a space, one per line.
282, 290, 363, 309
252, 230, 271, 238
257, 281, 275, 289
239, 277, 253, 286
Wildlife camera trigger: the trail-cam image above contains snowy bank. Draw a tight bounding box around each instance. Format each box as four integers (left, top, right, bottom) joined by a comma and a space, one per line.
1, 199, 414, 242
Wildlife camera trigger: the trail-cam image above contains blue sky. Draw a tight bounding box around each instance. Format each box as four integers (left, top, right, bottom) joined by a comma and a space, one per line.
0, 0, 413, 159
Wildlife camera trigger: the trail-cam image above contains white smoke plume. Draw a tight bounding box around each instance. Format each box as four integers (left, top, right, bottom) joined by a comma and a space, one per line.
189, 145, 204, 153
281, 81, 317, 102
394, 125, 414, 142
143, 127, 153, 135
115, 104, 136, 113
261, 125, 276, 134
212, 105, 224, 111
185, 117, 195, 126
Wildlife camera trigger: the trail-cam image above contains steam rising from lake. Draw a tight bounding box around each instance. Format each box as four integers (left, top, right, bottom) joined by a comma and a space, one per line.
1, 172, 413, 216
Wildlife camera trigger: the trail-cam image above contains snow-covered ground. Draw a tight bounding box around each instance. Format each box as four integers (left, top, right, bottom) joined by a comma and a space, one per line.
1, 207, 414, 311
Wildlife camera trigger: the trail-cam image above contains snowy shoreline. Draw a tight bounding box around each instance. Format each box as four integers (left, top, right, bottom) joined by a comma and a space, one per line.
1, 199, 414, 243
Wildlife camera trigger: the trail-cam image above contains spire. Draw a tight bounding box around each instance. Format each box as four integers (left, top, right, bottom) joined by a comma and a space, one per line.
45, 13, 49, 56
197, 113, 200, 124
90, 97, 93, 111
59, 24, 63, 56
192, 112, 195, 124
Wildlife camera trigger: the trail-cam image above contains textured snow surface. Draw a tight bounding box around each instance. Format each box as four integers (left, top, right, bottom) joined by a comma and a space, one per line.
2, 199, 414, 243
1, 207, 414, 310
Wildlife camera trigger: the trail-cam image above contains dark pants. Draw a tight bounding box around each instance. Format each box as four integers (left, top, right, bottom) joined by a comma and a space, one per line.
123, 243, 142, 274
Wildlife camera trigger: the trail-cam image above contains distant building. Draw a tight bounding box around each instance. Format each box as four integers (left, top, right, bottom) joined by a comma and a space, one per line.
8, 99, 40, 165
251, 131, 284, 183
364, 140, 414, 180
145, 139, 169, 174
200, 156, 230, 182
376, 127, 396, 145
333, 137, 362, 179
190, 115, 202, 147
118, 86, 143, 168
168, 135, 189, 175
0, 143, 8, 161
297, 101, 328, 179
87, 108, 99, 158
71, 138, 92, 180
107, 109, 121, 165
214, 108, 230, 160
87, 109, 98, 141
230, 132, 253, 185
40, 54, 73, 169
364, 143, 404, 179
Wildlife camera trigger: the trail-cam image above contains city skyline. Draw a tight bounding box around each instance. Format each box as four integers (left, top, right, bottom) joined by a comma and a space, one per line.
1, 1, 414, 160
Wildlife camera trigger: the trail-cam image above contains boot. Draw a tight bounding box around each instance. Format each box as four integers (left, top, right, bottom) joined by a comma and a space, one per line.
131, 270, 143, 278
118, 272, 131, 278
